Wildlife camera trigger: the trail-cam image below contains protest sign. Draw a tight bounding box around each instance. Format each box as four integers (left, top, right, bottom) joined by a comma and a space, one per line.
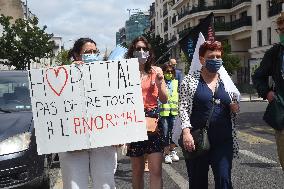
29, 58, 148, 155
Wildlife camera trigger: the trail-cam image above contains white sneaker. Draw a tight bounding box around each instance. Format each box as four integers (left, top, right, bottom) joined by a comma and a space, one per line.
171, 151, 179, 162
165, 154, 172, 164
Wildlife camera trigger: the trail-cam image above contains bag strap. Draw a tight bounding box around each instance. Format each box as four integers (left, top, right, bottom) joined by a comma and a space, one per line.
204, 79, 220, 129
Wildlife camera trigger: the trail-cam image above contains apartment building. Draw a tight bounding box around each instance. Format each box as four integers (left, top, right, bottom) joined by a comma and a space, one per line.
150, 0, 283, 84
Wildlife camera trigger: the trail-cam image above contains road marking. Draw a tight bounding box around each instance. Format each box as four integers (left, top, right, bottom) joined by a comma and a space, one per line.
162, 164, 189, 189
237, 131, 274, 144
239, 150, 277, 164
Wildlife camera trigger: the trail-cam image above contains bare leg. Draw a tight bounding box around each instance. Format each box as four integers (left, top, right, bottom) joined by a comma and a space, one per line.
148, 152, 163, 189
131, 156, 145, 189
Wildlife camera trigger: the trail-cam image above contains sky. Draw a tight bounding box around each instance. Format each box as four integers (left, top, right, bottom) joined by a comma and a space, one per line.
28, 0, 153, 51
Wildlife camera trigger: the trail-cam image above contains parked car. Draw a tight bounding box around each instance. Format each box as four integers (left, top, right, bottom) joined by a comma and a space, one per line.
0, 70, 51, 189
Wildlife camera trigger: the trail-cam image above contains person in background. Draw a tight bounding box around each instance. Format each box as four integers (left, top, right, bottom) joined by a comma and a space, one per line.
178, 41, 240, 189
126, 36, 167, 189
59, 38, 117, 189
252, 13, 284, 171
168, 58, 183, 86
160, 64, 179, 164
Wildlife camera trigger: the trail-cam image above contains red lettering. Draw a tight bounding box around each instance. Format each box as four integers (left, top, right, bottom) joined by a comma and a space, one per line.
83, 117, 93, 131
106, 114, 115, 128
94, 116, 104, 130
74, 117, 81, 134
134, 110, 143, 123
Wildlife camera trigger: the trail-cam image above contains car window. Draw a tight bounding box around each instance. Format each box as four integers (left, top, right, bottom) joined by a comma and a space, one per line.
0, 74, 31, 112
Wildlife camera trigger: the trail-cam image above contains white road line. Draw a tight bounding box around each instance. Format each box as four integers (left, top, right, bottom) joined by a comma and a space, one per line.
239, 150, 277, 164
162, 164, 189, 189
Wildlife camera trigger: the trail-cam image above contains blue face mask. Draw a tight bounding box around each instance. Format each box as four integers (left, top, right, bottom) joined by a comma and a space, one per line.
82, 53, 102, 63
205, 59, 223, 73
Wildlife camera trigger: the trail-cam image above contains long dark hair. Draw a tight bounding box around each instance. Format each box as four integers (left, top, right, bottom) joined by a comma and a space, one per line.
126, 36, 155, 74
68, 38, 96, 61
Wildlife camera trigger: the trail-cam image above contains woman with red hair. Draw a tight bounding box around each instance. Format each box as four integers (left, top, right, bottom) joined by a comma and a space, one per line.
178, 40, 240, 189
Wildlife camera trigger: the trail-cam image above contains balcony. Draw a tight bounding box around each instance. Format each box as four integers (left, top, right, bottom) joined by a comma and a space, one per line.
171, 0, 183, 10
231, 16, 251, 30
268, 3, 283, 17
214, 16, 252, 33
214, 22, 231, 32
232, 0, 251, 7
189, 4, 232, 14
178, 9, 190, 20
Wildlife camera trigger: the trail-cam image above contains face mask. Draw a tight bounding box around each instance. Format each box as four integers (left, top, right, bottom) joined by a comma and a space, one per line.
205, 59, 223, 73
279, 34, 284, 45
164, 73, 173, 80
82, 53, 102, 63
133, 51, 149, 64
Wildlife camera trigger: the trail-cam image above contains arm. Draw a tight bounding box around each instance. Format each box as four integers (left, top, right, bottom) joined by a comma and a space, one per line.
252, 48, 274, 99
179, 75, 193, 130
153, 66, 167, 103
179, 75, 195, 151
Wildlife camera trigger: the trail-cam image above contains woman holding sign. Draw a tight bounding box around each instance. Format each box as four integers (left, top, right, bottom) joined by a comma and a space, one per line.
59, 38, 117, 189
126, 36, 167, 189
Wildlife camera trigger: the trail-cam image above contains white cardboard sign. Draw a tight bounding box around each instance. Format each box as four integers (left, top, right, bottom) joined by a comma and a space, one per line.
28, 59, 148, 155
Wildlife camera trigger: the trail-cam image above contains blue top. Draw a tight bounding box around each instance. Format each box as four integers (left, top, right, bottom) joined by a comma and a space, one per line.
190, 77, 233, 147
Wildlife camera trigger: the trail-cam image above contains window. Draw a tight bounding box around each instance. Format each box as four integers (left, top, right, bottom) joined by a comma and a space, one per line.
214, 16, 225, 23
257, 30, 262, 46
240, 11, 247, 18
267, 27, 271, 45
256, 4, 261, 21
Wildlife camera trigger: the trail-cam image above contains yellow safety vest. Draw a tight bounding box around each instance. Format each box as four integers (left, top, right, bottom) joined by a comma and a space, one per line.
159, 79, 179, 116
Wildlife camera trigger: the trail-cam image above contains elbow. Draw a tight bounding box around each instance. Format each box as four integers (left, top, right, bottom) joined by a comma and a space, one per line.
160, 95, 168, 104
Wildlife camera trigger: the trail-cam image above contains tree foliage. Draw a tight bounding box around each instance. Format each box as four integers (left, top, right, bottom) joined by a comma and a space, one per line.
222, 41, 241, 75
142, 32, 169, 65
55, 49, 72, 66
0, 14, 54, 70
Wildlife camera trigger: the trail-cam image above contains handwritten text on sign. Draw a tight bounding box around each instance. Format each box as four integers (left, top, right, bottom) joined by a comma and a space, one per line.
28, 59, 147, 155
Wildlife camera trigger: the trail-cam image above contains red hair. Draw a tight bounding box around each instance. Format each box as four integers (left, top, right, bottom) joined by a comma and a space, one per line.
199, 41, 223, 57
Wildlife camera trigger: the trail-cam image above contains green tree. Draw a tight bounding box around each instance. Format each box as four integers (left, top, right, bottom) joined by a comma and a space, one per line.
55, 49, 72, 65
143, 32, 169, 65
0, 15, 55, 70
222, 41, 241, 75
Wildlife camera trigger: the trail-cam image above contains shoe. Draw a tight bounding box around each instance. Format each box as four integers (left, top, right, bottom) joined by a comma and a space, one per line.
165, 154, 173, 164
171, 150, 179, 162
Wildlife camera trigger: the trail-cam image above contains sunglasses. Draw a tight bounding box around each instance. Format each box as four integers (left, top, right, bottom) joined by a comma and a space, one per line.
82, 49, 99, 54
275, 27, 284, 34
135, 47, 149, 51
204, 40, 221, 45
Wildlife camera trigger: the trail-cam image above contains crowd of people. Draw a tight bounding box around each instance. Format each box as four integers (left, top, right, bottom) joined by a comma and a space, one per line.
57, 13, 284, 189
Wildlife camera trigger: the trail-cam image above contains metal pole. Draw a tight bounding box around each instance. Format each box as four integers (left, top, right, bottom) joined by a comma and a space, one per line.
26, 0, 28, 19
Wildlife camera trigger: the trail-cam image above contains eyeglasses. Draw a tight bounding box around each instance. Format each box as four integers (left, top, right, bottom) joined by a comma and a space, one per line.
135, 47, 149, 51
275, 27, 284, 34
82, 49, 99, 54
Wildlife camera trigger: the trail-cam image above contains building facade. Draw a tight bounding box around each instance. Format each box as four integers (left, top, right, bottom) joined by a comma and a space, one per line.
116, 27, 126, 45
150, 0, 283, 84
126, 12, 150, 45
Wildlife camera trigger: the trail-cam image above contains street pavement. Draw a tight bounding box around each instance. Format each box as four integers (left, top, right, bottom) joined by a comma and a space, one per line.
49, 101, 284, 189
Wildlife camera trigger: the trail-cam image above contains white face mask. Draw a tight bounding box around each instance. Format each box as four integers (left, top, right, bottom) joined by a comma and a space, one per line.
133, 51, 149, 64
